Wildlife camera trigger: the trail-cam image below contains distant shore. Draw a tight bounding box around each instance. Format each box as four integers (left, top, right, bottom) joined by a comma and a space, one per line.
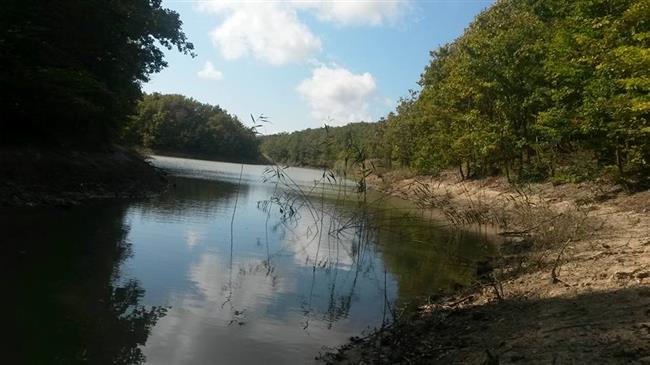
139, 148, 271, 166
321, 171, 650, 364
0, 146, 166, 207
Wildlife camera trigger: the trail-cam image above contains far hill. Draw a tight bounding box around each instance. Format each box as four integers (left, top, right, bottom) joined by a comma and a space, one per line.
122, 93, 263, 164
260, 122, 384, 169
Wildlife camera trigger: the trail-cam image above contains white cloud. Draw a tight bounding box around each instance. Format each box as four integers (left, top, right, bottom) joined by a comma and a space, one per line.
297, 66, 376, 125
196, 1, 411, 65
197, 61, 223, 80
199, 2, 321, 66
294, 0, 410, 26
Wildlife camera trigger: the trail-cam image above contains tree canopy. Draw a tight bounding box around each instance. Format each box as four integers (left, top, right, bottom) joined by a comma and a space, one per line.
260, 122, 382, 168
385, 0, 649, 188
123, 93, 261, 162
262, 0, 649, 189
1, 0, 194, 147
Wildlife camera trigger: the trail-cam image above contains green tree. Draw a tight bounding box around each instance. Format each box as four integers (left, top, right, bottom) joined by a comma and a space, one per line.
380, 0, 649, 187
1, 0, 194, 147
125, 93, 261, 162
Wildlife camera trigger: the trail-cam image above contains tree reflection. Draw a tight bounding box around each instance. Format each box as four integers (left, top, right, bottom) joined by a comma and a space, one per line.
134, 175, 245, 219
2, 204, 166, 364
256, 170, 495, 328
96, 280, 168, 365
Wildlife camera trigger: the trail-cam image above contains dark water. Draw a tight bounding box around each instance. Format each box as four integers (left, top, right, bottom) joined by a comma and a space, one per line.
4, 156, 494, 364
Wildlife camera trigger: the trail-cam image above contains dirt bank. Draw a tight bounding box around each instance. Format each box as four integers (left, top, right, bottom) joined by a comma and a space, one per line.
321, 171, 650, 364
0, 146, 166, 207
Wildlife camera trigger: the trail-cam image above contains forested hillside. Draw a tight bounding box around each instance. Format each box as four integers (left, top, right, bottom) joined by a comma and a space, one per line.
262, 0, 649, 189
260, 122, 381, 168
123, 93, 261, 162
1, 1, 195, 205
1, 0, 193, 148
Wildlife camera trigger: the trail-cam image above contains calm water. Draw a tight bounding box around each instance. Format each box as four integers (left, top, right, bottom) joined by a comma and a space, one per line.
4, 156, 494, 364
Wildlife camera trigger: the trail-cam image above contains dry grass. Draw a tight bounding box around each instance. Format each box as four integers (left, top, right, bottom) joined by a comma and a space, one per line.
323, 171, 650, 364
378, 174, 602, 295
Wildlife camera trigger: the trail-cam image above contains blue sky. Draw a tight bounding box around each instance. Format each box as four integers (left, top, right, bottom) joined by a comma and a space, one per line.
144, 0, 494, 134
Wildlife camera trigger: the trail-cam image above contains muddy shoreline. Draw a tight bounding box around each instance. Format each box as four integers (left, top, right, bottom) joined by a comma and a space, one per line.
0, 147, 167, 207
320, 171, 650, 364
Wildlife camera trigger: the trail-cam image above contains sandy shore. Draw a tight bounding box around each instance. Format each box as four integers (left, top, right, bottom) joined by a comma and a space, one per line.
321, 171, 650, 364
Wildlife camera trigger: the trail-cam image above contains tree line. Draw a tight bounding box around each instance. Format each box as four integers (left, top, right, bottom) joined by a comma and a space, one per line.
262, 0, 649, 189
260, 123, 380, 168
2, 1, 261, 163
122, 93, 261, 162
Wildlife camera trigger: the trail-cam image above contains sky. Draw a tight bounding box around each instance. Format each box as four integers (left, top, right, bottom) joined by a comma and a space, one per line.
143, 0, 494, 134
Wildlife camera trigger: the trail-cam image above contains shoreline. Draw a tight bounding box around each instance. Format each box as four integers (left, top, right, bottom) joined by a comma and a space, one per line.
0, 146, 167, 207
321, 170, 650, 364
140, 148, 271, 166
4, 149, 648, 362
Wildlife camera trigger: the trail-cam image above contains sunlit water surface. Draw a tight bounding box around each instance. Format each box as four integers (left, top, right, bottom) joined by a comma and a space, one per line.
5, 156, 495, 364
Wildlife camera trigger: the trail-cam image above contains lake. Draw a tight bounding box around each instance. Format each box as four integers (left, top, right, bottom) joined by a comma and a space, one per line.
4, 156, 494, 364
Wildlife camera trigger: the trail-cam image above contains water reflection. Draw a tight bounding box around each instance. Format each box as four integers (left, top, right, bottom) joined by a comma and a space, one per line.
134, 176, 245, 220
5, 156, 495, 364
133, 157, 494, 364
2, 205, 167, 364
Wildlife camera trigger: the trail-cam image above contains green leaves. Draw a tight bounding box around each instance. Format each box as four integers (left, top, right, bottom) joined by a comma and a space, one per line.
381, 0, 648, 188
125, 93, 260, 162
1, 0, 194, 147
